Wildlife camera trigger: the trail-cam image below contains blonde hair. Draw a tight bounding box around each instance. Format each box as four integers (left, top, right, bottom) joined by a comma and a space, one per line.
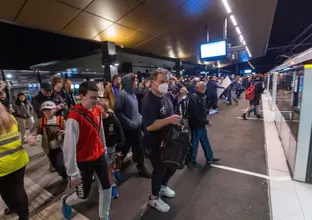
98, 99, 109, 112
0, 102, 16, 132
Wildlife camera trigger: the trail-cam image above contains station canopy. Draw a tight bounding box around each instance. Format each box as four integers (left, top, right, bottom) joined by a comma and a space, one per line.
0, 0, 277, 68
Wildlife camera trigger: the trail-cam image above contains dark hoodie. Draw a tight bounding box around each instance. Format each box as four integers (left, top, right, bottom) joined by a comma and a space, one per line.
114, 74, 142, 130
102, 112, 125, 147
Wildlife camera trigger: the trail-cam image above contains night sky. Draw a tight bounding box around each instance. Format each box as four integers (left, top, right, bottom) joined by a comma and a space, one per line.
0, 0, 312, 73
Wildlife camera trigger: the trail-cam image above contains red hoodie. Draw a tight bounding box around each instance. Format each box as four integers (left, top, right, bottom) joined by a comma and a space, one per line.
67, 104, 104, 162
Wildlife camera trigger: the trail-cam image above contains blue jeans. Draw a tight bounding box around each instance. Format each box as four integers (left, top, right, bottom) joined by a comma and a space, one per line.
191, 128, 214, 162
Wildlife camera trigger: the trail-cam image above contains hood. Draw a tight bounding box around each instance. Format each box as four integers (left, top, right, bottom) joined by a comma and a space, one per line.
121, 74, 134, 93
107, 111, 114, 119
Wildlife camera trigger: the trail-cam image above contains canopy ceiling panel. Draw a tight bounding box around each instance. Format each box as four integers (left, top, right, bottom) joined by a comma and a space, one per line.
85, 0, 140, 22
15, 0, 80, 32
95, 23, 151, 48
58, 0, 93, 9
0, 0, 25, 21
0, 0, 277, 66
62, 12, 113, 39
117, 4, 167, 37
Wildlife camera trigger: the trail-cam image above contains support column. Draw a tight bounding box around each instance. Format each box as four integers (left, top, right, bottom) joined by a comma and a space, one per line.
271, 72, 278, 110
101, 41, 116, 82
267, 73, 270, 91
37, 70, 42, 84
175, 59, 182, 78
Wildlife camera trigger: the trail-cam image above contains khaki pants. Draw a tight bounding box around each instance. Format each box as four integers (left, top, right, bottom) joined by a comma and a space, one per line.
17, 117, 34, 140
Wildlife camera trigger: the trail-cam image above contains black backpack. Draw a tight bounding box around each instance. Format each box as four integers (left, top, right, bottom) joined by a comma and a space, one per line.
159, 120, 191, 170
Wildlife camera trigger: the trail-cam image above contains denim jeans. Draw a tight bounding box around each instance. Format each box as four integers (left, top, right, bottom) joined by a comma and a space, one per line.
191, 128, 214, 162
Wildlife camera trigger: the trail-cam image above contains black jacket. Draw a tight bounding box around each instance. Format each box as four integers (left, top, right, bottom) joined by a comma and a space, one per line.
32, 92, 51, 119
102, 112, 125, 147
187, 91, 209, 130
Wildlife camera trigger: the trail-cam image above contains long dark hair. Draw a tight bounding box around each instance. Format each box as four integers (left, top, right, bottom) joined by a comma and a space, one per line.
15, 92, 28, 105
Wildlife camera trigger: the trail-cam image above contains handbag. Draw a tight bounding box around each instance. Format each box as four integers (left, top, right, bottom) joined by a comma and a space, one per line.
159, 120, 191, 170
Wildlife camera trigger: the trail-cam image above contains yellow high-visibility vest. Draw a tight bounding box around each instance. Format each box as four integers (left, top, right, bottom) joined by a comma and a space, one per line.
0, 118, 29, 177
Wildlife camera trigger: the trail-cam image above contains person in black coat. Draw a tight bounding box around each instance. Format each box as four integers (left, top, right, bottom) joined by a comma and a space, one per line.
206, 76, 223, 110
188, 81, 219, 166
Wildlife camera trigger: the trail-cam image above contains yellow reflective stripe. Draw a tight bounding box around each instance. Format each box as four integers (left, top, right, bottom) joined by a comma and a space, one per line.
0, 145, 23, 158
0, 135, 20, 146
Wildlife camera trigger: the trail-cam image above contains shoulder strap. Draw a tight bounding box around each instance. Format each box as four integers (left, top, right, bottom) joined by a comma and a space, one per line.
72, 108, 99, 131
40, 117, 47, 134
57, 116, 64, 130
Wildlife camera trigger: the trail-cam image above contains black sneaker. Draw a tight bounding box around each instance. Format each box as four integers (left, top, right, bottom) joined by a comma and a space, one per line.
207, 158, 220, 164
138, 169, 151, 178
4, 208, 15, 215
190, 161, 201, 167
257, 114, 263, 119
242, 113, 247, 120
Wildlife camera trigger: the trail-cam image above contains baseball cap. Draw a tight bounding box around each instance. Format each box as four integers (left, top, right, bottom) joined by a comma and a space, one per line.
40, 81, 52, 92
41, 101, 56, 110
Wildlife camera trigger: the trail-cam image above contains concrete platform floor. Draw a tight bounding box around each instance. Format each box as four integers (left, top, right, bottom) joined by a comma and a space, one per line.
0, 98, 270, 220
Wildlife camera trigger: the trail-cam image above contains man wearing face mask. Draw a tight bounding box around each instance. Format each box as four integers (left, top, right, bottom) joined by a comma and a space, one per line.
188, 81, 219, 166
114, 73, 151, 178
142, 68, 182, 213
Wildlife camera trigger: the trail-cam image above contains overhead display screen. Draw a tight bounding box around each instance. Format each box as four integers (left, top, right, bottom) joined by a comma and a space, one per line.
200, 40, 227, 60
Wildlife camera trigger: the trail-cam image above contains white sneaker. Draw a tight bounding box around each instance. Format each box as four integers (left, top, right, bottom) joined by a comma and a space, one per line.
160, 186, 176, 198
148, 197, 170, 212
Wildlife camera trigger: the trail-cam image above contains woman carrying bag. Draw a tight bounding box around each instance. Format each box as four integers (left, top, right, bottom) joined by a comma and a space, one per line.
0, 102, 29, 219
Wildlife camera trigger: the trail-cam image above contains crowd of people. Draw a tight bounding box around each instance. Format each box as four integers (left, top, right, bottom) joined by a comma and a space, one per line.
0, 69, 265, 220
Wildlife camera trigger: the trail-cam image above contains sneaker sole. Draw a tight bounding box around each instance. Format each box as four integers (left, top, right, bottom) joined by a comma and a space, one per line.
159, 191, 175, 198
61, 195, 72, 220
148, 201, 170, 213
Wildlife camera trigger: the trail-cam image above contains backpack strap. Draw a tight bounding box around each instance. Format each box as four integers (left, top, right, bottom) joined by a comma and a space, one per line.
40, 117, 47, 134
72, 108, 99, 132
57, 116, 64, 130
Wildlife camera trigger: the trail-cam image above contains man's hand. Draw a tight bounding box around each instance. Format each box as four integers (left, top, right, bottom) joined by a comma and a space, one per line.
56, 104, 63, 111
167, 115, 182, 125
58, 130, 65, 137
207, 121, 212, 126
8, 108, 15, 114
70, 178, 81, 188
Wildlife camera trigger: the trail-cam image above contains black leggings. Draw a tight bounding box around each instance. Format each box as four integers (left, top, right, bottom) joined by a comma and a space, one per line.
0, 166, 29, 220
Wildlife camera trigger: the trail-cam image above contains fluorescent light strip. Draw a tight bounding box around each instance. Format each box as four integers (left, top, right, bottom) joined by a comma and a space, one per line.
239, 34, 244, 41
242, 40, 246, 45
222, 0, 232, 13
236, 26, 241, 35
230, 15, 237, 26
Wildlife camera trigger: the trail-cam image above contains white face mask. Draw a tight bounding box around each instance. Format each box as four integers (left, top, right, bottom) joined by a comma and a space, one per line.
158, 83, 168, 94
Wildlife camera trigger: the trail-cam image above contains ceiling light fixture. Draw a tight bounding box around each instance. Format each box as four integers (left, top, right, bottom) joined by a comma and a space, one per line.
242, 40, 246, 45
239, 35, 244, 41
114, 63, 119, 66
6, 74, 12, 78
221, 0, 232, 13
236, 27, 241, 35
230, 15, 237, 26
